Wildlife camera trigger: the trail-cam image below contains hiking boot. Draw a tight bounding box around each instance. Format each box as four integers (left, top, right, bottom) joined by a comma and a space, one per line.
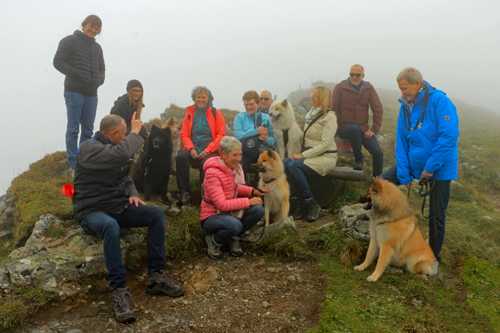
353, 160, 364, 171
146, 270, 185, 297
205, 234, 223, 259
431, 260, 439, 276
290, 196, 306, 220
177, 190, 191, 205
304, 198, 321, 222
229, 238, 243, 257
113, 286, 136, 323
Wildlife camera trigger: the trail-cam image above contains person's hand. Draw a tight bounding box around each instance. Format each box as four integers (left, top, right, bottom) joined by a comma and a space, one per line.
249, 197, 263, 206
258, 133, 269, 142
129, 196, 146, 207
364, 130, 375, 139
190, 148, 200, 159
405, 182, 412, 190
291, 153, 304, 160
257, 126, 268, 136
130, 112, 144, 134
421, 170, 433, 179
199, 150, 208, 160
253, 187, 270, 196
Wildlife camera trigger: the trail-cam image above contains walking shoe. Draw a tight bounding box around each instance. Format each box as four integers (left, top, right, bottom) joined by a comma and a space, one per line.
290, 196, 306, 220
205, 234, 223, 259
353, 161, 364, 171
177, 190, 191, 205
146, 270, 185, 297
431, 259, 439, 276
304, 198, 321, 222
229, 239, 243, 257
113, 286, 136, 323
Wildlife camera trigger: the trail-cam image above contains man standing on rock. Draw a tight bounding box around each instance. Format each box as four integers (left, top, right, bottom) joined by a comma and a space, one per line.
259, 90, 273, 114
330, 64, 384, 176
73, 112, 184, 323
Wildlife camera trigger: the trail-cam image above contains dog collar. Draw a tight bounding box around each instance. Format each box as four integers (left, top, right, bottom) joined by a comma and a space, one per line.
263, 178, 277, 184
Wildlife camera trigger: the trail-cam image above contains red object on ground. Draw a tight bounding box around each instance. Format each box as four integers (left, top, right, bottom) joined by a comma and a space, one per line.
62, 183, 75, 199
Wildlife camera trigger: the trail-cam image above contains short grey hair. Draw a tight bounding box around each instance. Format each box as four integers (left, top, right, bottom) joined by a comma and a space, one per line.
100, 115, 124, 134
219, 136, 241, 154
351, 64, 364, 73
191, 86, 214, 103
260, 90, 272, 99
396, 67, 424, 84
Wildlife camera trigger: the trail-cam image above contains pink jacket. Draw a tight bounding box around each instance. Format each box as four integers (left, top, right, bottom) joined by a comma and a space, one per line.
200, 157, 254, 221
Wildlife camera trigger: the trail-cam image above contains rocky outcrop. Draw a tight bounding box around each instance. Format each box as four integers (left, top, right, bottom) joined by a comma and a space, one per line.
0, 214, 145, 299
0, 193, 16, 242
244, 217, 296, 243
337, 203, 371, 241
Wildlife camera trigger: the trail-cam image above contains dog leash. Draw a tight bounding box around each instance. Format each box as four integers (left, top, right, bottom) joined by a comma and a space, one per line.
417, 177, 439, 236
240, 187, 269, 243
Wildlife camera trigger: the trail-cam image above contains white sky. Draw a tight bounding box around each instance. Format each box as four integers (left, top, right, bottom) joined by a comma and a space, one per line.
1, 0, 499, 195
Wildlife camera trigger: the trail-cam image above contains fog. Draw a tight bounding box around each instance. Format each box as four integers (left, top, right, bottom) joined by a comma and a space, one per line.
1, 0, 499, 195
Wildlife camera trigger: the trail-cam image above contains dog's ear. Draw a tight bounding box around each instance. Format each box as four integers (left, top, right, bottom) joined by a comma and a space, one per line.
151, 125, 159, 132
282, 99, 288, 107
372, 177, 382, 193
163, 127, 171, 136
166, 117, 173, 126
259, 148, 265, 154
267, 148, 275, 158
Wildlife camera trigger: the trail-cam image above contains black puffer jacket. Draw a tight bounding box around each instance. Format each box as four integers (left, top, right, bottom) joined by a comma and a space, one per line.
110, 94, 147, 137
73, 131, 144, 222
53, 30, 105, 96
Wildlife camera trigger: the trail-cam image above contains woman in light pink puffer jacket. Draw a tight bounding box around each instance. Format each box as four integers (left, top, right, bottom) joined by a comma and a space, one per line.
201, 136, 269, 259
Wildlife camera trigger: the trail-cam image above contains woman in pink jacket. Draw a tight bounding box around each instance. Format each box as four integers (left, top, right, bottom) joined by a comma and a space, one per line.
201, 136, 269, 259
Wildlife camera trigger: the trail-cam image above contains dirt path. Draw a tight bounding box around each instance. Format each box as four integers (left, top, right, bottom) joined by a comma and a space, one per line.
14, 221, 331, 333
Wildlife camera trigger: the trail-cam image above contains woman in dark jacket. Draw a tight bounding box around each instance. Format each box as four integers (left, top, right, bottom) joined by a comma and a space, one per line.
110, 80, 148, 137
53, 14, 106, 172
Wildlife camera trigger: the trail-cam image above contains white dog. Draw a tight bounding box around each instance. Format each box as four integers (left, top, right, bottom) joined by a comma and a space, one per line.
268, 100, 302, 159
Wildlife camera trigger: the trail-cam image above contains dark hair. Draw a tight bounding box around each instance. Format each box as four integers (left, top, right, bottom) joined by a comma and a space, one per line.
82, 15, 102, 32
100, 115, 124, 134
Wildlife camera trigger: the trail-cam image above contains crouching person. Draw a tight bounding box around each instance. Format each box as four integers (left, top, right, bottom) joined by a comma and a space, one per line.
73, 112, 184, 323
201, 136, 268, 259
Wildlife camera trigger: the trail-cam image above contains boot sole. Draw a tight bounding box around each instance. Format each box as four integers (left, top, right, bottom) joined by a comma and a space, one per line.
116, 313, 136, 323
146, 287, 185, 297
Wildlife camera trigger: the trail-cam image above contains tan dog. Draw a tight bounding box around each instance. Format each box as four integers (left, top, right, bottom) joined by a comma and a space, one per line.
268, 100, 302, 159
252, 149, 290, 226
354, 178, 435, 282
162, 117, 181, 172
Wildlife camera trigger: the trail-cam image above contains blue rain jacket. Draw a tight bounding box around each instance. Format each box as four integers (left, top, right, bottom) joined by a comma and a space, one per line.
396, 81, 459, 184
234, 111, 276, 150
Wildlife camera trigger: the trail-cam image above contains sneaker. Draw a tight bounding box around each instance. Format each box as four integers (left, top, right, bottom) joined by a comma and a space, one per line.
290, 196, 306, 220
146, 270, 185, 297
431, 259, 439, 276
304, 198, 321, 222
113, 286, 136, 323
353, 161, 364, 171
205, 234, 223, 259
229, 239, 243, 257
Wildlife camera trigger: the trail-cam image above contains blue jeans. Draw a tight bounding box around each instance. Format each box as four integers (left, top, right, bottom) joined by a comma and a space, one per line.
380, 164, 451, 262
338, 124, 384, 176
202, 204, 265, 245
79, 204, 166, 290
283, 158, 319, 199
64, 91, 98, 169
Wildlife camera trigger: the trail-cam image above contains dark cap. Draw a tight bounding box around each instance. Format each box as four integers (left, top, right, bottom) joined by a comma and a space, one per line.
126, 79, 143, 92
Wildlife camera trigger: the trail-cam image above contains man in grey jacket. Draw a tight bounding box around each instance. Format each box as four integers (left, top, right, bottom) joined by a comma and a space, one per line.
73, 112, 184, 323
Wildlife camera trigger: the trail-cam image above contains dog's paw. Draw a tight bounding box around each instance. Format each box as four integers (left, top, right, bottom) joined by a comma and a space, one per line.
353, 265, 366, 271
367, 273, 380, 282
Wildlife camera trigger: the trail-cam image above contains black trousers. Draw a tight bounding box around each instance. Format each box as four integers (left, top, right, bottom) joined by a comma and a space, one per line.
175, 149, 219, 191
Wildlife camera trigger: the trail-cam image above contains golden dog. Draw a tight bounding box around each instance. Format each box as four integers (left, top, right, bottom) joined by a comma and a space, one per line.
252, 149, 290, 226
162, 117, 182, 172
354, 178, 435, 282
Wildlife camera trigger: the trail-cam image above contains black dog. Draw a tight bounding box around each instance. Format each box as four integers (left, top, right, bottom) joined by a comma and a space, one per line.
133, 125, 173, 203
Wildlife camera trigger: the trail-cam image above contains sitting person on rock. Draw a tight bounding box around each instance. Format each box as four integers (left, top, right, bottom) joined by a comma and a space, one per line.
283, 86, 338, 223
201, 136, 269, 259
176, 86, 226, 205
73, 112, 184, 323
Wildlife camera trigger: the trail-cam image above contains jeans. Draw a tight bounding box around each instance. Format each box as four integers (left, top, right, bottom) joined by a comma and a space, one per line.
380, 164, 451, 262
176, 149, 219, 191
202, 204, 265, 245
283, 158, 320, 199
64, 91, 98, 169
79, 204, 166, 290
338, 124, 384, 176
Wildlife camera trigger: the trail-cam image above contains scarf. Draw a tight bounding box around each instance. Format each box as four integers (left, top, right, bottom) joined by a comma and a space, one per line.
219, 159, 246, 185
305, 107, 323, 125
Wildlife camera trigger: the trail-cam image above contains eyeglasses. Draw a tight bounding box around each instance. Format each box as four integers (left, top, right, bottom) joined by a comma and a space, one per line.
244, 103, 256, 107
260, 97, 270, 101
131, 89, 142, 93
349, 73, 362, 78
